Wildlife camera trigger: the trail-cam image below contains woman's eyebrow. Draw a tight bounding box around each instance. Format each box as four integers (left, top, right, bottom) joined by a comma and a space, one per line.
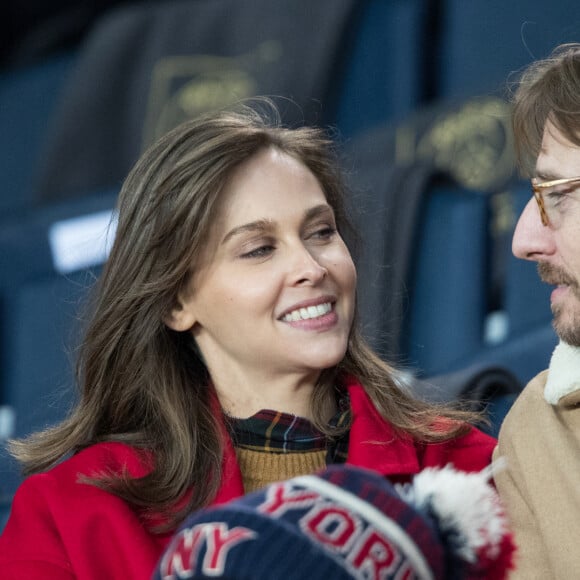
221, 219, 273, 245
303, 204, 334, 221
221, 204, 333, 245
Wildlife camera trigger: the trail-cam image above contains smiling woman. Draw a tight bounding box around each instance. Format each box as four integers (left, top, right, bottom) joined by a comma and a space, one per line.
164, 147, 357, 419
0, 100, 497, 579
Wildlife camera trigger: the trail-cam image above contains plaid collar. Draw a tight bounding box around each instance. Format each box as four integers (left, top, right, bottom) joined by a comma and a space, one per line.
227, 392, 350, 464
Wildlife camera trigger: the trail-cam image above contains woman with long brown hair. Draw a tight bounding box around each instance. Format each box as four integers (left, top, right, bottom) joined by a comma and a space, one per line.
0, 102, 495, 579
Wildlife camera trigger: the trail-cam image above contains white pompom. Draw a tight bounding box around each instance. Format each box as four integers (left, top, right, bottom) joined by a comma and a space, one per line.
396, 461, 509, 563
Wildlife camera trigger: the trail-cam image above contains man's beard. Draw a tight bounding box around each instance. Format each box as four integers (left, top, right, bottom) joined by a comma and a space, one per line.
538, 262, 580, 346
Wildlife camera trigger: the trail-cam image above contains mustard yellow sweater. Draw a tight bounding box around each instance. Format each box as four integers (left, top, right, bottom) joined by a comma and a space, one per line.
235, 447, 326, 493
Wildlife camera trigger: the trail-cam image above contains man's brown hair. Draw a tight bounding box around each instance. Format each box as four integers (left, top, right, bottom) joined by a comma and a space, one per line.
513, 43, 580, 175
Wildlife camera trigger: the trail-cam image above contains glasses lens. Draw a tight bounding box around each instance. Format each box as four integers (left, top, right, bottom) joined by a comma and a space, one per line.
531, 177, 580, 228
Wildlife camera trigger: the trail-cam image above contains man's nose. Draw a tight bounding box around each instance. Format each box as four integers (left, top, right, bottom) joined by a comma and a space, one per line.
512, 197, 556, 261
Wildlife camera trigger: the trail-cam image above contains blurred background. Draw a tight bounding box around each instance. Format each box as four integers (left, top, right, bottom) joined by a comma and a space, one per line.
1, 0, 577, 525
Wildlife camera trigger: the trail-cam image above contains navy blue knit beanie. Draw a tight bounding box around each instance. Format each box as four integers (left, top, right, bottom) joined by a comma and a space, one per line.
155, 464, 514, 580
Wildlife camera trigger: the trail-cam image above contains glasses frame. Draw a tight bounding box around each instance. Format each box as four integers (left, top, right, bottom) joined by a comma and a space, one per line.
531, 176, 580, 226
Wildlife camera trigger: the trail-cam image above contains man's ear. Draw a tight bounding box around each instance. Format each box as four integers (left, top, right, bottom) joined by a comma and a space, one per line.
163, 296, 197, 332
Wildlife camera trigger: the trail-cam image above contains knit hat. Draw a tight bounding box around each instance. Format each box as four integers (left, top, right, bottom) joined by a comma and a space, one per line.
155, 464, 514, 580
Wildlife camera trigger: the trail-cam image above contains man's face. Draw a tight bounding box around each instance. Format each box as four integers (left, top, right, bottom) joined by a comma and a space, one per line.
512, 120, 580, 345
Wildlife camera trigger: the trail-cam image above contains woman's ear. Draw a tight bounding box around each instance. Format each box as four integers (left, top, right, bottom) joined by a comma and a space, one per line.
163, 295, 197, 332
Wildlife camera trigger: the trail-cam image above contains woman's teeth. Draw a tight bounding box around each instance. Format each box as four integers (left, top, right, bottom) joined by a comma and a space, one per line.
282, 302, 332, 322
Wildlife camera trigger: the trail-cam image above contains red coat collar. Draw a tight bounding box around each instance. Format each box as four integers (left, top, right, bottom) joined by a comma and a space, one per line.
342, 376, 420, 475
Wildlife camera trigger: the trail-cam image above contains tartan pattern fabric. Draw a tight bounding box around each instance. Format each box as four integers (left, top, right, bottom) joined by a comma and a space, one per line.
227, 391, 350, 464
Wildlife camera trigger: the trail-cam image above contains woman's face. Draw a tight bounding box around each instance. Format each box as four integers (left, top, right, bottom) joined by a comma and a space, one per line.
172, 147, 356, 389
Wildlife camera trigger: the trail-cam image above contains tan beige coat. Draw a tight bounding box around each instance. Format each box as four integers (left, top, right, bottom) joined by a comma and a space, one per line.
494, 341, 580, 579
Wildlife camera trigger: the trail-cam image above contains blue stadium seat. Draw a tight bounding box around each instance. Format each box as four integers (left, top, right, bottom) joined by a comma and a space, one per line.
0, 497, 11, 534
403, 184, 488, 376
347, 97, 502, 378
414, 360, 523, 437
332, 0, 427, 138
503, 182, 553, 338
0, 444, 18, 531
34, 0, 428, 203
0, 51, 77, 217
0, 190, 118, 500
438, 0, 580, 99
458, 323, 557, 393
347, 152, 490, 377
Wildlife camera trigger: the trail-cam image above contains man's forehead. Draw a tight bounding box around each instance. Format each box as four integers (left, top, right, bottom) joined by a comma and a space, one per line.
536, 120, 580, 176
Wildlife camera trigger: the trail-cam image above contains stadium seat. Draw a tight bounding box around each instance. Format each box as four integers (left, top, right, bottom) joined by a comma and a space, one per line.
0, 51, 77, 217
34, 0, 428, 203
332, 0, 428, 138
438, 0, 580, 99
403, 184, 488, 375
347, 97, 510, 377
503, 182, 553, 337
346, 145, 490, 376
0, 189, 118, 500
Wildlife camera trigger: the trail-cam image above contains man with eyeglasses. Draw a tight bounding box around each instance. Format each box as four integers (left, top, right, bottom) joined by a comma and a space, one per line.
493, 43, 580, 579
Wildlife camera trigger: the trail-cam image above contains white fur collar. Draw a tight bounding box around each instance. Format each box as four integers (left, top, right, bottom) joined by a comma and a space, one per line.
544, 341, 580, 404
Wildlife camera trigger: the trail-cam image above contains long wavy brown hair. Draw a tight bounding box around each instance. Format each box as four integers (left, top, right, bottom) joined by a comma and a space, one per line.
10, 101, 474, 531
512, 43, 580, 175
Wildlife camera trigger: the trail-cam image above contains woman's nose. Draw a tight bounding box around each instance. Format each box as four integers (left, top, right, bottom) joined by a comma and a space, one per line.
288, 245, 328, 286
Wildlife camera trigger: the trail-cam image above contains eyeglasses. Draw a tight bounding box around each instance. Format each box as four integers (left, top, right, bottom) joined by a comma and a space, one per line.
531, 175, 580, 227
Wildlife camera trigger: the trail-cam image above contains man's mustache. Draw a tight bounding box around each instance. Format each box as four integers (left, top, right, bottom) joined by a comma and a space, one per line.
538, 262, 578, 288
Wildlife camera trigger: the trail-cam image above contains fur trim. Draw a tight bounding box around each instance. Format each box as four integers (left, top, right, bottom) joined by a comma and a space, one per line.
544, 341, 580, 404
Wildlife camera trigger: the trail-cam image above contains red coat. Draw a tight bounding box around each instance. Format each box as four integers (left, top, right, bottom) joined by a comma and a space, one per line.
0, 378, 495, 579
